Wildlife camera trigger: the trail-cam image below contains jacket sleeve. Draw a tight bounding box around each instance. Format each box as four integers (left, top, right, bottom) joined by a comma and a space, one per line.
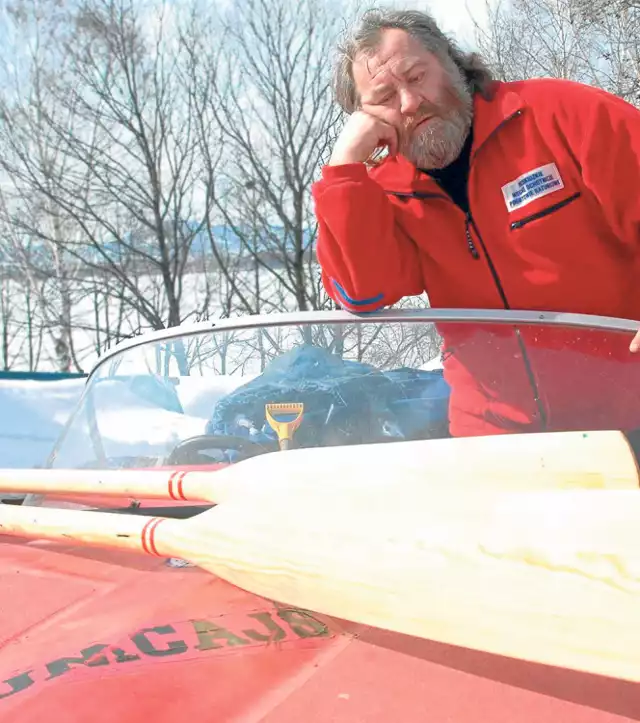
558, 81, 640, 248
311, 163, 424, 312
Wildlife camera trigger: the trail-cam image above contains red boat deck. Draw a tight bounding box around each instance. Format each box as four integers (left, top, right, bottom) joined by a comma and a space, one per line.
0, 536, 639, 722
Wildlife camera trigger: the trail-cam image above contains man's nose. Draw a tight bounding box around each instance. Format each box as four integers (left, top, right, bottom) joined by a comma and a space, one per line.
399, 88, 421, 115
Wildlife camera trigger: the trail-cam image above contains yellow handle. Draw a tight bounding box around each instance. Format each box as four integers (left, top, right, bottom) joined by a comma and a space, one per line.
265, 403, 304, 451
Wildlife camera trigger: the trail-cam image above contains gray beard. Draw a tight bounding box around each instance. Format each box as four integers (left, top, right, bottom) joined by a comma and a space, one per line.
403, 66, 474, 170
407, 107, 472, 169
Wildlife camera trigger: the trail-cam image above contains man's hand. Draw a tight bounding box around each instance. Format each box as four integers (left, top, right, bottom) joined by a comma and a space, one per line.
329, 111, 399, 167
631, 329, 640, 353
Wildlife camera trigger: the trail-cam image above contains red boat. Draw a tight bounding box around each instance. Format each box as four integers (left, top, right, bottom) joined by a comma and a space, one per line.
1, 309, 639, 722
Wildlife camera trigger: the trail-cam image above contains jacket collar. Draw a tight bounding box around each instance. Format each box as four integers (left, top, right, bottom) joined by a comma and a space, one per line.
471, 80, 525, 155
369, 81, 526, 194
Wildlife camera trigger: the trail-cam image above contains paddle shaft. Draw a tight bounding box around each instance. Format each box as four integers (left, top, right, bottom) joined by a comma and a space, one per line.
0, 504, 177, 557
0, 430, 638, 505
0, 468, 213, 503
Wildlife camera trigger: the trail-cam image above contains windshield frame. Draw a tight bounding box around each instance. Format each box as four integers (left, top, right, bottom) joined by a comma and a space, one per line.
89, 308, 639, 382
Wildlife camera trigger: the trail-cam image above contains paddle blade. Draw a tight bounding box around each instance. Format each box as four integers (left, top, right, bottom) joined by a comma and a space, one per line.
166, 487, 640, 683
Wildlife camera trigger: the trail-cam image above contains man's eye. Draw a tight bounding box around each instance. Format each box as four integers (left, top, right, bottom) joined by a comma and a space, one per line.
368, 95, 393, 106
409, 73, 425, 83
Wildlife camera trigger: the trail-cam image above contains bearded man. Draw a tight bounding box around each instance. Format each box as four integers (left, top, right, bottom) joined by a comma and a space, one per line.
312, 8, 640, 437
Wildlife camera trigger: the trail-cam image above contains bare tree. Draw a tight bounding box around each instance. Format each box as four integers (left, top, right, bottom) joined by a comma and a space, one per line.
0, 0, 225, 347
186, 0, 347, 314
0, 0, 91, 371
0, 0, 365, 372
0, 275, 17, 371
475, 0, 640, 103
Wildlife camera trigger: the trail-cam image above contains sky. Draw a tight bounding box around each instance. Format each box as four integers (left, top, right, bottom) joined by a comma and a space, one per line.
377, 0, 495, 49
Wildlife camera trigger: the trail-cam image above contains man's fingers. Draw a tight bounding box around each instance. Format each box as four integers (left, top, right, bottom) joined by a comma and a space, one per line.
629, 329, 640, 353
376, 124, 398, 158
329, 110, 400, 166
386, 128, 399, 157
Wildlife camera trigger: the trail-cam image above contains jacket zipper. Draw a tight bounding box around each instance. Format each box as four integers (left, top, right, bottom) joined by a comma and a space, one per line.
466, 213, 548, 429
465, 213, 509, 308
463, 110, 525, 303
510, 191, 581, 230
464, 216, 480, 259
467, 109, 548, 430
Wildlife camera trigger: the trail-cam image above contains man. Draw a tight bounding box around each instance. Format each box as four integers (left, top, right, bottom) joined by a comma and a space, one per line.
312, 7, 640, 437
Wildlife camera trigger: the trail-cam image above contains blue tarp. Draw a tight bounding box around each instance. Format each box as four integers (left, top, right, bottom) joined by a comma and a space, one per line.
0, 371, 87, 381
206, 345, 450, 448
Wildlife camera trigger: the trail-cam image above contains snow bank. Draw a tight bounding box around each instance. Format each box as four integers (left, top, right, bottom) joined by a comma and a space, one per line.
0, 374, 252, 469
0, 379, 85, 468
174, 374, 254, 419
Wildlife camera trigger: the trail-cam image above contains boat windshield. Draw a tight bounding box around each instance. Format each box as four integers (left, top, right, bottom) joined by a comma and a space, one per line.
46, 311, 640, 471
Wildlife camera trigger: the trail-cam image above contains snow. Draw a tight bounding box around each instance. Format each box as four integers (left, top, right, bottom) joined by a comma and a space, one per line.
0, 373, 252, 469
50, 378, 206, 468
175, 375, 256, 419
420, 357, 443, 371
0, 378, 85, 468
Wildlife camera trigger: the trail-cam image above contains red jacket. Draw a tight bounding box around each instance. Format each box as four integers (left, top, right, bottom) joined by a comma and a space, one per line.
312, 78, 640, 437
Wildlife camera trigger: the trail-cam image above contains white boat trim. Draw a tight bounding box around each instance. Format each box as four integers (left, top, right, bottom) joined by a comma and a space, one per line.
90, 308, 639, 380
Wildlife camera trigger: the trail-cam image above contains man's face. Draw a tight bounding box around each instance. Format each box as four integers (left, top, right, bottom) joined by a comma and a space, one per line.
352, 28, 473, 169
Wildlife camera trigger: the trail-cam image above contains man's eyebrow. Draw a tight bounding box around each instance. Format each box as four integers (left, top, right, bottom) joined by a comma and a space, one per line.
359, 58, 429, 103
369, 60, 427, 91
364, 84, 394, 102
403, 59, 427, 74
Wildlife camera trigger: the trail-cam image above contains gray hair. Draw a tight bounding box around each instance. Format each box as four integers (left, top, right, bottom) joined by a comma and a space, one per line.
333, 8, 495, 113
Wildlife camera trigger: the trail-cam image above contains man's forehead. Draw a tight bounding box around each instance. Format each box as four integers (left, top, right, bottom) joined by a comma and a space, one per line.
353, 29, 435, 89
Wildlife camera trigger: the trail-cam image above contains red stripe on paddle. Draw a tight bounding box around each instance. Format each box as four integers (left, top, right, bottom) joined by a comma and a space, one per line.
141, 517, 163, 556
168, 471, 188, 501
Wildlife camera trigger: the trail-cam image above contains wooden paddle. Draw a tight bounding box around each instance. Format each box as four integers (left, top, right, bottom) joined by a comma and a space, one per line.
1, 429, 640, 682
1, 477, 640, 682
0, 429, 638, 504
